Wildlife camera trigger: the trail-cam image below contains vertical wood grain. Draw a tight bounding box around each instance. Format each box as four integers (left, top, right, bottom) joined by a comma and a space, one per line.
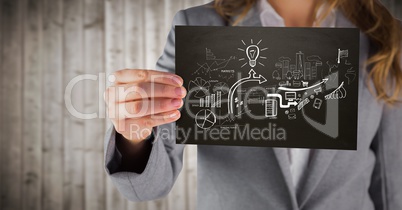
185, 146, 198, 210
124, 0, 144, 69
42, 0, 64, 209
0, 0, 2, 206
144, 0, 165, 69
163, 0, 183, 39
104, 0, 128, 209
62, 0, 85, 209
22, 0, 43, 209
183, 0, 205, 8
11, 1, 402, 210
0, 0, 3, 208
0, 0, 23, 210
83, 0, 106, 209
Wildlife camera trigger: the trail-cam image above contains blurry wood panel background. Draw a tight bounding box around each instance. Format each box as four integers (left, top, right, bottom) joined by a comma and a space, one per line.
0, 0, 400, 210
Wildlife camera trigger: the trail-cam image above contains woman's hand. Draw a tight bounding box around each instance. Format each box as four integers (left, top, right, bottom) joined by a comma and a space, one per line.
105, 69, 186, 144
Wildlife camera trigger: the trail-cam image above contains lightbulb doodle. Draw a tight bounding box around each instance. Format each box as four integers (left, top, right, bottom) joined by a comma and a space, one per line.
238, 39, 268, 68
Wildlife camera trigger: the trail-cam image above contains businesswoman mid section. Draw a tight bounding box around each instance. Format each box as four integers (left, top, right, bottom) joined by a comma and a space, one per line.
104, 0, 402, 209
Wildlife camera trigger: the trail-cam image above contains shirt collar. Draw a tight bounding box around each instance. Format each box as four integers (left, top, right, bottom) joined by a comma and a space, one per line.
257, 0, 337, 27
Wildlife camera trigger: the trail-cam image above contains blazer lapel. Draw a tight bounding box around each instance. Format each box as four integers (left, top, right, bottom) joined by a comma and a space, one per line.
297, 150, 338, 208
273, 148, 299, 209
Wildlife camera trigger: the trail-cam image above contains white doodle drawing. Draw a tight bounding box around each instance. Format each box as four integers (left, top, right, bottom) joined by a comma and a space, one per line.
228, 69, 267, 116
275, 52, 323, 83
313, 98, 323, 109
216, 91, 222, 107
293, 81, 301, 87
337, 48, 349, 64
218, 74, 234, 81
288, 113, 297, 120
298, 98, 310, 110
295, 51, 305, 79
285, 92, 297, 101
279, 81, 291, 87
238, 39, 266, 68
188, 77, 211, 98
206, 48, 225, 61
278, 78, 328, 91
193, 48, 235, 76
306, 55, 322, 80
195, 57, 235, 75
188, 42, 355, 125
213, 82, 229, 95
265, 99, 278, 117
246, 45, 259, 67
325, 81, 347, 100
325, 61, 339, 82
272, 70, 281, 80
195, 109, 216, 129
266, 93, 298, 108
345, 67, 356, 85
307, 55, 322, 61
314, 87, 322, 94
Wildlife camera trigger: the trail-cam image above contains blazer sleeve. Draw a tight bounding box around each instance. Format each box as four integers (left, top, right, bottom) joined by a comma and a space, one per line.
369, 101, 402, 209
104, 10, 188, 202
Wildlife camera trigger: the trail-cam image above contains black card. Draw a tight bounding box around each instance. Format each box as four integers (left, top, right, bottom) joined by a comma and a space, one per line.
175, 26, 359, 150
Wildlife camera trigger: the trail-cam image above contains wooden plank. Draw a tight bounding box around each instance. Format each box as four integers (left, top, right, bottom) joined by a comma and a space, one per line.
83, 0, 106, 210
144, 0, 166, 69
0, 0, 3, 208
163, 0, 183, 38
62, 0, 85, 209
124, 0, 144, 69
127, 202, 148, 210
104, 0, 127, 209
22, 0, 43, 209
185, 146, 198, 210
184, 0, 205, 8
0, 0, 23, 210
41, 0, 64, 209
167, 161, 187, 210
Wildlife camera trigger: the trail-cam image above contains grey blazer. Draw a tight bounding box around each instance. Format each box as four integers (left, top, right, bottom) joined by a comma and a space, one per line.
104, 2, 402, 210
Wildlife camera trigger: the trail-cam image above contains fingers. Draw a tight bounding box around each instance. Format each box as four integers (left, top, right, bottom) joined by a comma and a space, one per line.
106, 69, 185, 141
106, 83, 187, 103
108, 98, 183, 120
115, 110, 181, 140
113, 69, 183, 87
